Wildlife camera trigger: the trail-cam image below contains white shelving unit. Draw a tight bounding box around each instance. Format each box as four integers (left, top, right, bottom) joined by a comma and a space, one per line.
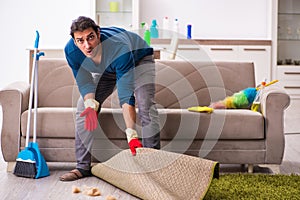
90, 0, 139, 31
276, 0, 300, 134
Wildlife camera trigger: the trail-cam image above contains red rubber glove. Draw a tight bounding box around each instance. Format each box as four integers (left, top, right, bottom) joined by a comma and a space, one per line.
80, 99, 99, 132
80, 107, 98, 131
126, 128, 143, 156
128, 139, 143, 156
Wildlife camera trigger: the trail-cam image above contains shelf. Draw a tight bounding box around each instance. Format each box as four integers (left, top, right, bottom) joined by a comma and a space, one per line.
96, 11, 132, 14
97, 12, 132, 28
278, 38, 300, 41
278, 12, 300, 15
277, 12, 300, 42
277, 65, 300, 67
93, 0, 136, 29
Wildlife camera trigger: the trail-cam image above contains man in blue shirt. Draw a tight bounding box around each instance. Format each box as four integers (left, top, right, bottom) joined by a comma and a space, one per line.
60, 16, 160, 181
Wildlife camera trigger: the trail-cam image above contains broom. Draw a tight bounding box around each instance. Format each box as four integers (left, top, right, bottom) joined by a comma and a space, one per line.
13, 31, 41, 178
29, 39, 50, 179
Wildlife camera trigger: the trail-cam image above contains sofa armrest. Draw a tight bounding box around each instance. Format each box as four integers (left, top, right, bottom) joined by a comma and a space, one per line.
0, 81, 30, 162
260, 87, 290, 164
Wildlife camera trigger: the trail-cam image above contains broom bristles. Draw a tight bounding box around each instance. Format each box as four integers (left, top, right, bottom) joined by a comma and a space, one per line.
13, 161, 36, 178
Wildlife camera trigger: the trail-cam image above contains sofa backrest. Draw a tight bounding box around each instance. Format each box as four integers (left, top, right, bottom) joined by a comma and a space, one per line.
37, 59, 255, 108
37, 59, 80, 107
154, 60, 256, 108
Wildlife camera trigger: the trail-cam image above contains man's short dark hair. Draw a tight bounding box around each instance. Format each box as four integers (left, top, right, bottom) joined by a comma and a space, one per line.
70, 16, 99, 38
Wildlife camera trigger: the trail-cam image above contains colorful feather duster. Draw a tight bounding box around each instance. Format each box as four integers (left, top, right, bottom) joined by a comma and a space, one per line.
188, 80, 278, 112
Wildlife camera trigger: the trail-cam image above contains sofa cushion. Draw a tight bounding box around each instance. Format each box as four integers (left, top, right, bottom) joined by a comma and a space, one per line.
97, 108, 264, 140
21, 107, 76, 138
158, 109, 264, 140
21, 108, 264, 140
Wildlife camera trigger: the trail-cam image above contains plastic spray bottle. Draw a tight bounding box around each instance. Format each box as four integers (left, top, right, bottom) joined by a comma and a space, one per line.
142, 23, 151, 45
173, 18, 179, 32
173, 18, 179, 37
150, 19, 159, 38
162, 16, 170, 38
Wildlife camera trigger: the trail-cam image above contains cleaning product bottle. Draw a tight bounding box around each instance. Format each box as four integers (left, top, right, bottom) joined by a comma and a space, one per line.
173, 18, 179, 37
150, 19, 159, 38
173, 18, 179, 32
162, 16, 170, 38
251, 80, 266, 112
187, 24, 192, 39
143, 23, 151, 46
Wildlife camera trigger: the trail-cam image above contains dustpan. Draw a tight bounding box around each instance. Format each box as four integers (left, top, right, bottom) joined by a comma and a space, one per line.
28, 142, 50, 178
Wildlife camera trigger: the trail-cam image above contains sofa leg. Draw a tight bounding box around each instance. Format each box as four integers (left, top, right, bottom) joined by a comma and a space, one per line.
248, 164, 254, 173
7, 162, 16, 172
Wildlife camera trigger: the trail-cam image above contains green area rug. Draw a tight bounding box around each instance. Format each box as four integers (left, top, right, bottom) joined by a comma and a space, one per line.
205, 173, 300, 200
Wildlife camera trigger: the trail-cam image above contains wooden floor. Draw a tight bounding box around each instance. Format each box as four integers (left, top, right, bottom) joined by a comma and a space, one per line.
0, 161, 140, 200
0, 134, 299, 200
278, 134, 300, 174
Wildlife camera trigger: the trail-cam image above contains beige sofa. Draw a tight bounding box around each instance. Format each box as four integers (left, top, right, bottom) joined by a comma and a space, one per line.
0, 59, 290, 172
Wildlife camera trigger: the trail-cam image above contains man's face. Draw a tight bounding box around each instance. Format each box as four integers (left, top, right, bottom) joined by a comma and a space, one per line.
73, 27, 101, 58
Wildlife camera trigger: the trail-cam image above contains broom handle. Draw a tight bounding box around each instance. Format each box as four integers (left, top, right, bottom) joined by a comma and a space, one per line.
256, 79, 279, 91
265, 79, 279, 88
33, 58, 38, 143
33, 31, 42, 143
25, 31, 39, 147
25, 50, 37, 147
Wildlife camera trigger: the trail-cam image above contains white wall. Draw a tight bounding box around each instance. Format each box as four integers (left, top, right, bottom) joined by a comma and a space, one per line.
0, 0, 273, 89
0, 0, 91, 89
139, 0, 272, 40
